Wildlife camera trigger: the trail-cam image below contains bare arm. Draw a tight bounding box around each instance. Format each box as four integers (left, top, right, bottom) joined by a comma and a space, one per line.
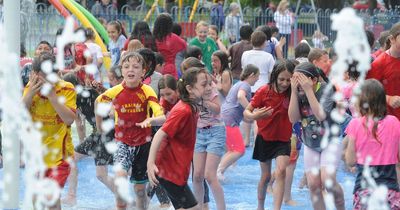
22, 74, 43, 108
288, 76, 301, 123
344, 135, 357, 167
216, 38, 229, 55
244, 103, 274, 121
47, 88, 76, 125
147, 129, 168, 186
237, 89, 249, 108
203, 94, 221, 114
298, 73, 326, 121
221, 70, 232, 97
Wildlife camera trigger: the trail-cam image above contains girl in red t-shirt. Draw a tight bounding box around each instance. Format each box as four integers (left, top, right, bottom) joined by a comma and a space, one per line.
147, 67, 208, 210
158, 75, 179, 116
244, 60, 295, 210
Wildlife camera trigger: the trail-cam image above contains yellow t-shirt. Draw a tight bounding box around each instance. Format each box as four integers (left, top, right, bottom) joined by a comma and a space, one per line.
23, 80, 77, 167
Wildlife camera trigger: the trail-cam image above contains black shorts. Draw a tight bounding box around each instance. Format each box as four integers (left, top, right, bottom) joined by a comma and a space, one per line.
113, 141, 151, 183
75, 131, 114, 166
252, 135, 290, 162
158, 177, 198, 209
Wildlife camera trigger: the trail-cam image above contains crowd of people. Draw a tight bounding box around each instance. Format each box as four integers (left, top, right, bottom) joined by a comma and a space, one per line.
1, 0, 400, 209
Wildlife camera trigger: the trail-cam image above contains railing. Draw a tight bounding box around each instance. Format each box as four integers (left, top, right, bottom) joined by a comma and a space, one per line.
3, 3, 400, 56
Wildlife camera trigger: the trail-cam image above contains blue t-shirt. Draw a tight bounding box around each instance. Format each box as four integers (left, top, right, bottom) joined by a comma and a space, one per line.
108, 35, 126, 66
221, 81, 251, 127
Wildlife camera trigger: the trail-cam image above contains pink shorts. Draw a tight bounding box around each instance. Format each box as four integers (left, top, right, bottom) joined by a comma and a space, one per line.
225, 126, 245, 154
44, 160, 71, 188
354, 189, 400, 210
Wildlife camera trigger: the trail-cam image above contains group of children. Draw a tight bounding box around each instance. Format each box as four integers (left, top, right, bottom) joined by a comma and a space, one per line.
10, 9, 400, 210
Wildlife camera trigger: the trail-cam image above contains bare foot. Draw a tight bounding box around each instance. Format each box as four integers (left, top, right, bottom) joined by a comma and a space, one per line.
284, 200, 298, 206
61, 194, 76, 206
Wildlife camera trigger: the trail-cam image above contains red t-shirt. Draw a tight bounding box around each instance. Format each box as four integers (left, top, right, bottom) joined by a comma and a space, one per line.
371, 49, 383, 60
160, 98, 176, 115
250, 85, 292, 142
156, 101, 198, 186
156, 33, 187, 78
366, 51, 400, 120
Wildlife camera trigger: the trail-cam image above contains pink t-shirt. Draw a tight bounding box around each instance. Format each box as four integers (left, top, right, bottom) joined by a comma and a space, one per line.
341, 81, 358, 117
345, 115, 400, 165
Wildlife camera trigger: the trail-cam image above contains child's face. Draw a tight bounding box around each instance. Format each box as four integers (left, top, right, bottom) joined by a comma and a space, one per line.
248, 72, 260, 86
160, 87, 178, 105
155, 63, 164, 73
196, 26, 209, 42
121, 58, 145, 87
107, 71, 121, 87
203, 74, 213, 99
189, 72, 207, 100
276, 70, 292, 93
314, 54, 331, 75
211, 55, 221, 73
107, 25, 120, 41
208, 28, 218, 41
35, 44, 52, 56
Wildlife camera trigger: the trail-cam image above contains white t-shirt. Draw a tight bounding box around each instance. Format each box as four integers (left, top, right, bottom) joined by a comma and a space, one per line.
241, 49, 275, 92
85, 42, 103, 81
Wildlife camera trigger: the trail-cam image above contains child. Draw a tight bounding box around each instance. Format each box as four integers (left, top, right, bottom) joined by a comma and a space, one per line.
106, 21, 127, 66
107, 65, 124, 87
308, 48, 332, 83
218, 64, 260, 181
244, 60, 295, 210
211, 50, 232, 99
155, 52, 165, 74
345, 79, 400, 210
137, 48, 162, 95
193, 73, 226, 210
312, 30, 328, 50
22, 52, 76, 210
153, 13, 187, 78
147, 67, 208, 210
158, 74, 179, 116
288, 62, 345, 210
84, 27, 104, 82
95, 52, 166, 210
208, 25, 228, 55
190, 21, 218, 73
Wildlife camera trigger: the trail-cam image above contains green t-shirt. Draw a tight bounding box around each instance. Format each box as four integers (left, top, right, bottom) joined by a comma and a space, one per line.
189, 37, 218, 73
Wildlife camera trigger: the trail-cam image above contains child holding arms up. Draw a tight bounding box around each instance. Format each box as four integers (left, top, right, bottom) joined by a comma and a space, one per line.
95, 52, 166, 210
22, 52, 76, 210
147, 67, 208, 210
244, 60, 295, 210
345, 79, 400, 210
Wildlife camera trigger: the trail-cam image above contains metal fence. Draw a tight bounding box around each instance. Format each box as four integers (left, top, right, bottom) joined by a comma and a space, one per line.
3, 3, 400, 56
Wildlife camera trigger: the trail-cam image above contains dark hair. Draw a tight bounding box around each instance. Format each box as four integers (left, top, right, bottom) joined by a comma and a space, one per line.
153, 13, 173, 41
270, 25, 279, 34
308, 48, 328, 63
119, 51, 145, 69
294, 42, 311, 59
240, 64, 259, 81
347, 61, 360, 81
62, 72, 79, 86
251, 30, 267, 48
37, 40, 53, 54
212, 50, 229, 73
255, 25, 272, 41
85, 27, 95, 40
158, 74, 177, 91
387, 23, 400, 49
181, 57, 205, 73
172, 22, 182, 36
137, 48, 156, 79
177, 67, 207, 112
269, 59, 295, 95
129, 21, 157, 52
108, 20, 127, 38
365, 30, 375, 49
358, 79, 387, 143
109, 65, 123, 81
240, 25, 253, 40
378, 30, 390, 50
155, 52, 164, 66
209, 25, 219, 35
294, 62, 319, 79
32, 52, 57, 73
21, 43, 27, 57
185, 45, 203, 59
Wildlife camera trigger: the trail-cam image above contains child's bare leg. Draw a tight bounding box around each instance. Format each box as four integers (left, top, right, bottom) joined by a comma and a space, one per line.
272, 156, 289, 210
61, 153, 85, 205
134, 183, 148, 210
96, 165, 115, 193
241, 121, 252, 147
257, 161, 272, 210
75, 111, 86, 143
205, 153, 225, 210
283, 162, 298, 206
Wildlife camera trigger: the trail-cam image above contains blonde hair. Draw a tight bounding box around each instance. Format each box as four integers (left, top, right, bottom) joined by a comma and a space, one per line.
127, 39, 144, 52
277, 0, 289, 14
196, 21, 209, 30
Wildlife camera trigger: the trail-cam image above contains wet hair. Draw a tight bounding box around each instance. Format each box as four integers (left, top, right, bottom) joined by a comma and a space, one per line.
137, 48, 156, 79
172, 22, 182, 36
269, 59, 295, 95
378, 30, 390, 50
119, 51, 145, 69
85, 27, 95, 40
32, 52, 57, 73
37, 40, 53, 54
240, 64, 259, 81
177, 67, 207, 112
185, 45, 203, 59
109, 65, 123, 81
255, 25, 272, 41
365, 30, 375, 49
240, 25, 253, 40
294, 42, 311, 59
251, 30, 267, 48
308, 48, 328, 63
294, 62, 319, 79
347, 61, 360, 81
358, 79, 387, 143
181, 57, 205, 73
155, 52, 164, 66
209, 25, 219, 35
153, 13, 173, 41
212, 50, 229, 73
158, 74, 177, 92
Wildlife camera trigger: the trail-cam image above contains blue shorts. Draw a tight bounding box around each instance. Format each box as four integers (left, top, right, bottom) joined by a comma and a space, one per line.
195, 125, 226, 157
